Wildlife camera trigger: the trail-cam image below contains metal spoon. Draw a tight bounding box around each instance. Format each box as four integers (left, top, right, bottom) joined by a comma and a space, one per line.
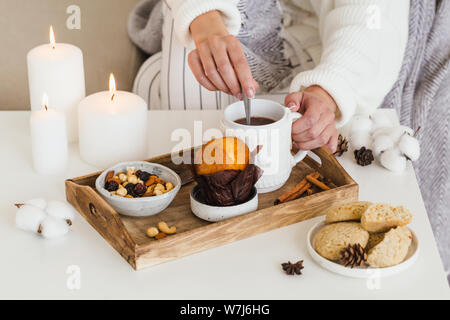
241, 86, 251, 125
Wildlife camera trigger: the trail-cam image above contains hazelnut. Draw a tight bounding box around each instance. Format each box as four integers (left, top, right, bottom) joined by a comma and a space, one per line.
128, 175, 138, 184
116, 186, 127, 197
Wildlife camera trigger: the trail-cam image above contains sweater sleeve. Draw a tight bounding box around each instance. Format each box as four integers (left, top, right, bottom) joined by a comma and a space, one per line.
289, 0, 410, 127
166, 0, 241, 49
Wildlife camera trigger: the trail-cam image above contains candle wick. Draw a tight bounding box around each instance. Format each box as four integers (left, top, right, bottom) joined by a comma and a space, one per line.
44, 104, 48, 111
52, 45, 55, 50
111, 93, 115, 101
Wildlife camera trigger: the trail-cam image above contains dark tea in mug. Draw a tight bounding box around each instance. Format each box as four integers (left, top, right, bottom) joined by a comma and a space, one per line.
234, 117, 275, 126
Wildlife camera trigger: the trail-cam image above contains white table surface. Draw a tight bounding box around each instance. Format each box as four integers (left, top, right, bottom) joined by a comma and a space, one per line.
0, 109, 448, 300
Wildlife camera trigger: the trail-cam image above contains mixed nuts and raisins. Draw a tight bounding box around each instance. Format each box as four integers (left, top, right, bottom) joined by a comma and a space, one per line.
104, 168, 174, 198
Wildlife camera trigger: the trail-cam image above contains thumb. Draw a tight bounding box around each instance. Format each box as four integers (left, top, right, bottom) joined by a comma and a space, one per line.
284, 91, 303, 113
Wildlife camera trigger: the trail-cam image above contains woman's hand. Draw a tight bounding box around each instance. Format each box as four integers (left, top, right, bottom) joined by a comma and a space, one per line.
285, 86, 339, 153
188, 10, 258, 99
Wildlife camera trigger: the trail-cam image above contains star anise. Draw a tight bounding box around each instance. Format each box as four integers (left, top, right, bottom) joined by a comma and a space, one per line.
281, 260, 304, 275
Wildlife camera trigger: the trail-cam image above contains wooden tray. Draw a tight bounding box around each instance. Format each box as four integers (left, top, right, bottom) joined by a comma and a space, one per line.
65, 147, 358, 270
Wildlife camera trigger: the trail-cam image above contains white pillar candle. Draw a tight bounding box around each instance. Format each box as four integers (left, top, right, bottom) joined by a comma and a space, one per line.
27, 26, 85, 142
30, 94, 69, 175
78, 74, 148, 168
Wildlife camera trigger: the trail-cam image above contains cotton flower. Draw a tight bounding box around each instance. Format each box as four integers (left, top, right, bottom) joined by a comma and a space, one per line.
398, 134, 420, 161
350, 116, 373, 135
39, 216, 69, 239
372, 134, 394, 157
15, 198, 75, 239
379, 148, 407, 172
16, 205, 47, 233
349, 131, 372, 150
370, 113, 393, 132
24, 198, 47, 210
45, 200, 76, 225
388, 126, 415, 142
372, 126, 395, 140
348, 114, 420, 173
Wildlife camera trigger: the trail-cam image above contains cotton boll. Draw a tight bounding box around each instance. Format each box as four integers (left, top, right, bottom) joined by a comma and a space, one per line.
387, 126, 414, 143
39, 216, 69, 239
371, 126, 394, 140
398, 134, 420, 161
380, 148, 407, 172
349, 132, 372, 150
45, 200, 76, 225
24, 198, 47, 210
16, 205, 47, 233
350, 116, 373, 135
370, 113, 393, 132
372, 135, 394, 157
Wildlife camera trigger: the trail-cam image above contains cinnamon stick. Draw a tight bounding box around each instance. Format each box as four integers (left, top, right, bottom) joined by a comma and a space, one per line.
306, 174, 330, 191
275, 172, 320, 204
275, 179, 308, 204
285, 182, 312, 202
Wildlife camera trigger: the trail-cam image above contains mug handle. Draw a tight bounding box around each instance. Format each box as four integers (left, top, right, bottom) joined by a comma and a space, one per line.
288, 111, 308, 167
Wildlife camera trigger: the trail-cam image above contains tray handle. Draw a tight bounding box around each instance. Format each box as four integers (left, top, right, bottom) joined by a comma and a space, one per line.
65, 180, 137, 268
303, 147, 355, 186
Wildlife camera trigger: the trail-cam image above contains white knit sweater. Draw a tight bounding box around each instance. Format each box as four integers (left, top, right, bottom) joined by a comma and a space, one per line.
168, 0, 410, 127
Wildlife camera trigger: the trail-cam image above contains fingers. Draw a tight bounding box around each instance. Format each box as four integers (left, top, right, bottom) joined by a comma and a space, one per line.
292, 110, 334, 142
227, 36, 255, 98
208, 36, 242, 98
294, 123, 338, 150
326, 129, 339, 153
284, 92, 303, 113
197, 42, 230, 94
291, 102, 322, 135
187, 50, 217, 91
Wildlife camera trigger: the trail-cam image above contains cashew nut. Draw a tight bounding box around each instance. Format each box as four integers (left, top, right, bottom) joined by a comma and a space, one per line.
146, 227, 159, 238
157, 221, 176, 234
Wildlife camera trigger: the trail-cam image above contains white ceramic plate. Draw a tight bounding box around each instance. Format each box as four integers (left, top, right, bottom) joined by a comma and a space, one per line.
307, 220, 419, 278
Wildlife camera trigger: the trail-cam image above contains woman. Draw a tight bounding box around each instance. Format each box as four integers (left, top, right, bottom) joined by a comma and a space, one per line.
165, 0, 409, 152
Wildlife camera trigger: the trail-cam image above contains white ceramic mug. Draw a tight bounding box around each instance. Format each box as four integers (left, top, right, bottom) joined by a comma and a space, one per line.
221, 99, 307, 193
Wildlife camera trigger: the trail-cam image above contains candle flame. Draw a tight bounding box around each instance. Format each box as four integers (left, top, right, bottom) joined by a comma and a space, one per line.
109, 73, 116, 101
42, 93, 49, 111
49, 25, 56, 49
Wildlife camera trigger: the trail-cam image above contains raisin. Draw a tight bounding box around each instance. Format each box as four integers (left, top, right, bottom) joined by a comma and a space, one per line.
125, 183, 136, 197
105, 180, 119, 192
134, 183, 147, 197
136, 170, 151, 182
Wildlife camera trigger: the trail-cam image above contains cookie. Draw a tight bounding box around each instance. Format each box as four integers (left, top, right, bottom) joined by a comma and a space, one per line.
325, 201, 372, 223
367, 226, 412, 268
361, 203, 412, 232
314, 222, 369, 261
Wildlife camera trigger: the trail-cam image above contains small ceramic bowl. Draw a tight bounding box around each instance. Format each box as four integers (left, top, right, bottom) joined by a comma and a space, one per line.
95, 161, 181, 217
307, 220, 419, 278
190, 185, 258, 222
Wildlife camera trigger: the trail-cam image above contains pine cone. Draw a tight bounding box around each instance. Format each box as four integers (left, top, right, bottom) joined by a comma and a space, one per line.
333, 134, 348, 156
339, 244, 368, 268
354, 147, 374, 166
281, 261, 304, 275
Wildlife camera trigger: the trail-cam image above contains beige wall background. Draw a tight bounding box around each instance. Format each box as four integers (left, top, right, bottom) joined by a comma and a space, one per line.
0, 0, 147, 110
